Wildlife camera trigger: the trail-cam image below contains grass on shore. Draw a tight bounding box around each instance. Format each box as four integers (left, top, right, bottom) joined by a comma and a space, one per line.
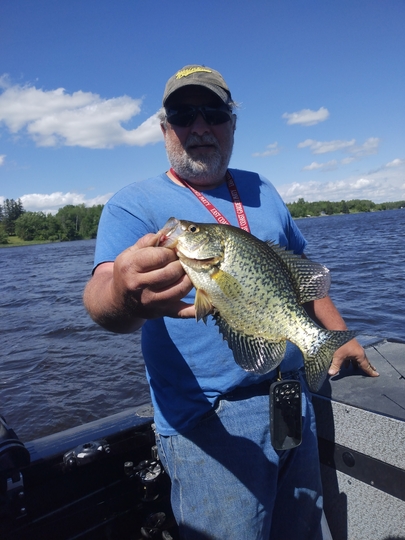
0, 236, 56, 248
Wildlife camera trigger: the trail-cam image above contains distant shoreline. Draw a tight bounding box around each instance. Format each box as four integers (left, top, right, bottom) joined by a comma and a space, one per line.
0, 239, 55, 248
1, 207, 403, 248
0, 208, 405, 249
2, 199, 403, 248
294, 207, 404, 220
0, 238, 94, 249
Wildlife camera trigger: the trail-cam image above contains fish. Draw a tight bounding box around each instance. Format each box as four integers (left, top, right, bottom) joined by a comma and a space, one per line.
159, 217, 357, 391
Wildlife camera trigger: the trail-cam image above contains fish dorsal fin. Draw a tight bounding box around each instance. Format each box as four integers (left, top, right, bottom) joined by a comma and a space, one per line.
195, 289, 214, 322
213, 312, 286, 374
266, 242, 331, 304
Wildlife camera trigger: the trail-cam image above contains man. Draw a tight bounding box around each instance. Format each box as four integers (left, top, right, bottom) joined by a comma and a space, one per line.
84, 65, 378, 539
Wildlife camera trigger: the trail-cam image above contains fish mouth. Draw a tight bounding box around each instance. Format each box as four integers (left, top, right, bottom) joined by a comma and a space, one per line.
158, 217, 184, 248
158, 217, 222, 267
177, 251, 221, 267
176, 234, 220, 264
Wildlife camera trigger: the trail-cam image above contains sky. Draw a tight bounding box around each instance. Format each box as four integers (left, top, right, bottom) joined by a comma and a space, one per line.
0, 0, 404, 213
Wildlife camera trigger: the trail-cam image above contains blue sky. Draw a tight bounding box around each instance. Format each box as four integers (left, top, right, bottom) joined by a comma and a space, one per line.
1, 0, 404, 213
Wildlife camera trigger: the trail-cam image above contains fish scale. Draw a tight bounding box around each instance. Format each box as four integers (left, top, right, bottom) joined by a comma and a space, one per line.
160, 217, 357, 391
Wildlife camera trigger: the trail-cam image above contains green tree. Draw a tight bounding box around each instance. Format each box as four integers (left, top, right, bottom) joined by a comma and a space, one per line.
15, 212, 49, 241
2, 198, 25, 235
55, 204, 86, 240
45, 213, 62, 241
287, 198, 309, 218
0, 223, 8, 244
53, 204, 103, 240
79, 204, 103, 238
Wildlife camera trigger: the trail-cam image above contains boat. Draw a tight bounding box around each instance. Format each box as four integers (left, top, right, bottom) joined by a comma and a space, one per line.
1, 338, 405, 540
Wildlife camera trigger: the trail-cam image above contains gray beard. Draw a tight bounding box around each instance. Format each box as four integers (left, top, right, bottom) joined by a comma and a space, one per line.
166, 133, 232, 182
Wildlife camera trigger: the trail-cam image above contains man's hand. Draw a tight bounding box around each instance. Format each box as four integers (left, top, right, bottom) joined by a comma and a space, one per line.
328, 338, 379, 377
83, 232, 195, 333
111, 232, 195, 320
306, 294, 379, 380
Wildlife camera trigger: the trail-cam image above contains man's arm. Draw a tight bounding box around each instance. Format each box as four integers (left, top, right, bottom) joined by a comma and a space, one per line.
83, 232, 195, 334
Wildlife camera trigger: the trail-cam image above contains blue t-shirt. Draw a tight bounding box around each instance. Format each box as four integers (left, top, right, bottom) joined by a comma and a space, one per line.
94, 169, 307, 435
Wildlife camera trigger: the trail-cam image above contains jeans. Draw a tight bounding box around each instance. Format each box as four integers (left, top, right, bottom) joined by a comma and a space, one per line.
155, 373, 323, 540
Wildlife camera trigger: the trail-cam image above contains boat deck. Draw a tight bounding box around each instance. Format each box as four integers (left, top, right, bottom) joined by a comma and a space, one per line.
2, 339, 405, 539
313, 338, 405, 540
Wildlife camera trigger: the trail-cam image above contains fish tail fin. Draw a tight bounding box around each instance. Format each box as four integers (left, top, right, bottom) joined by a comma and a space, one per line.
303, 329, 358, 392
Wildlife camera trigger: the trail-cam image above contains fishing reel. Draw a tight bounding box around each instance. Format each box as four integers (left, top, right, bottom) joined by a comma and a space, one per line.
124, 445, 178, 539
124, 445, 163, 502
63, 439, 111, 469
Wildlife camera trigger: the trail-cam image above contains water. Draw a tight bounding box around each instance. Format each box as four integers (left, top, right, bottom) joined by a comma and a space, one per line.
1, 210, 404, 441
297, 210, 405, 342
0, 240, 149, 441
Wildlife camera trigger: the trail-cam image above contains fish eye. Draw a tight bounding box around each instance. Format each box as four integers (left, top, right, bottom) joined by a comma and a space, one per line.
188, 224, 199, 233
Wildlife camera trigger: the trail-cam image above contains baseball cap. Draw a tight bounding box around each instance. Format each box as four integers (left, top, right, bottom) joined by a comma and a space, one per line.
162, 65, 232, 106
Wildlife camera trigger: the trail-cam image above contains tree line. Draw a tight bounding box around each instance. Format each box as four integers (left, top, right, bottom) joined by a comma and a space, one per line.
1, 197, 404, 245
0, 199, 103, 244
286, 198, 405, 218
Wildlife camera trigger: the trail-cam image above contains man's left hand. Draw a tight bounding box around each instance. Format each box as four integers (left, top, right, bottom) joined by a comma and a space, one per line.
328, 339, 379, 377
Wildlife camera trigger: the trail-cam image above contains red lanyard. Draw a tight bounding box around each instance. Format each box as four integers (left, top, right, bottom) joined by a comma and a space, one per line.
169, 168, 250, 233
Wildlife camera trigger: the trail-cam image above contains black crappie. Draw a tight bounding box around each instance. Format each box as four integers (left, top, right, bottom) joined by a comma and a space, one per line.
159, 217, 357, 391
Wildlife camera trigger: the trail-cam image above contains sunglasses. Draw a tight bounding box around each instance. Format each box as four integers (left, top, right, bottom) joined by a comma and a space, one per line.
165, 104, 233, 127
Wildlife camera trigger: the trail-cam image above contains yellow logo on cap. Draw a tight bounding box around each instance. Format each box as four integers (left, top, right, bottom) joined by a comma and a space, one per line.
175, 67, 212, 79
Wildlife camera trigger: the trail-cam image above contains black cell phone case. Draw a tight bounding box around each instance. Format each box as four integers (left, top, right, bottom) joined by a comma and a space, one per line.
270, 380, 302, 450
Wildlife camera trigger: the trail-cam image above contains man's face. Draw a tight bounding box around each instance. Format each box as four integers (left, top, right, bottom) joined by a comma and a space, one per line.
161, 86, 236, 188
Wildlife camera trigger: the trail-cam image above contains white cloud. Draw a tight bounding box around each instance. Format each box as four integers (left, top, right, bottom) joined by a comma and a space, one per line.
340, 157, 356, 165
278, 159, 405, 203
302, 160, 338, 171
302, 157, 358, 171
386, 158, 404, 168
348, 137, 380, 158
298, 138, 356, 154
252, 142, 281, 157
0, 154, 5, 166
298, 137, 381, 173
351, 178, 372, 189
282, 107, 330, 126
19, 191, 113, 214
0, 76, 163, 149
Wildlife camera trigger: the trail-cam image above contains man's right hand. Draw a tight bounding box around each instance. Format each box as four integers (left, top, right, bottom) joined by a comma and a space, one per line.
83, 232, 195, 333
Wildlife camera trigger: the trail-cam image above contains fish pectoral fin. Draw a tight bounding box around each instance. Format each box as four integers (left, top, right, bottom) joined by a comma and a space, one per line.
213, 313, 286, 374
211, 269, 244, 298
195, 289, 213, 322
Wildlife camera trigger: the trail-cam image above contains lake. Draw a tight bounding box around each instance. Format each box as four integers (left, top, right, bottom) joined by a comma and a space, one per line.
1, 209, 404, 441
